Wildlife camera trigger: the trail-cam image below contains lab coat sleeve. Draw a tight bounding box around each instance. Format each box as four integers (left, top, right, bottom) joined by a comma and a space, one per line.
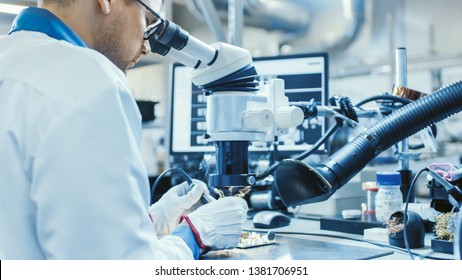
31, 83, 193, 260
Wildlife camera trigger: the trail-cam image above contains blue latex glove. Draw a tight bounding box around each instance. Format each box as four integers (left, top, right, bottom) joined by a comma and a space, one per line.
180, 196, 248, 252
149, 179, 213, 236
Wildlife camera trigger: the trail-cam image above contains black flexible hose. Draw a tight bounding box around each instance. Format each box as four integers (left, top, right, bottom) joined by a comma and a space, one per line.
320, 81, 462, 191
355, 94, 410, 107
355, 93, 437, 148
275, 81, 462, 206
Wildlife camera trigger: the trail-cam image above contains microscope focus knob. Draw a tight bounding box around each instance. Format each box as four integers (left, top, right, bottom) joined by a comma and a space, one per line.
275, 106, 304, 129
243, 109, 274, 130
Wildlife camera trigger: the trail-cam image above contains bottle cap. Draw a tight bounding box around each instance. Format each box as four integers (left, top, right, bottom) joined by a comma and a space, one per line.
376, 172, 401, 186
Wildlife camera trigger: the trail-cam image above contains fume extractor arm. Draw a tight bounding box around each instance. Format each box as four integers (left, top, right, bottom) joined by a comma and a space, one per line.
274, 81, 462, 206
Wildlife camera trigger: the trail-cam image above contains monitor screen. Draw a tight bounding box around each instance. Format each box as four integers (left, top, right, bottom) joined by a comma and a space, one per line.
168, 52, 329, 159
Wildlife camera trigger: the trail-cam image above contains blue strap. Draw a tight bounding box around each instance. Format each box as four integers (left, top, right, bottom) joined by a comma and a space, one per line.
9, 7, 87, 48
170, 225, 201, 260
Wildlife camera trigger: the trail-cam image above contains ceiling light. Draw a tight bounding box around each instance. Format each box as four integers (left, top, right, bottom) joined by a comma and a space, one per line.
0, 3, 26, 15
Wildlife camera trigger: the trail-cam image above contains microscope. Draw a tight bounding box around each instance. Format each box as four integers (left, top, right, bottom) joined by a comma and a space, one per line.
149, 20, 304, 195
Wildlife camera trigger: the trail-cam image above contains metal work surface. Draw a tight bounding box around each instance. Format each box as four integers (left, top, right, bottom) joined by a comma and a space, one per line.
201, 234, 393, 260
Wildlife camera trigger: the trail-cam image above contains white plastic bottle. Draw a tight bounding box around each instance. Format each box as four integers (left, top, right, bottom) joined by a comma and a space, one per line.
375, 172, 403, 223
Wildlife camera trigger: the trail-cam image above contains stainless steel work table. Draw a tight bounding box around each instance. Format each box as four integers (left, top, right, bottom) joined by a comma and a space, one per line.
201, 217, 454, 260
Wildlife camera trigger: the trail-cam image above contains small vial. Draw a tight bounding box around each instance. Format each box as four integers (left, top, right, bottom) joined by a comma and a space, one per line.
375, 172, 403, 223
363, 181, 378, 214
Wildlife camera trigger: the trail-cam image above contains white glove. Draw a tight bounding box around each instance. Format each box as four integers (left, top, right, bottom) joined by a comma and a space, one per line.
149, 179, 212, 236
180, 196, 249, 252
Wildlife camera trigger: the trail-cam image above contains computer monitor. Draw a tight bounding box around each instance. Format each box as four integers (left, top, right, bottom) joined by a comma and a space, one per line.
168, 52, 329, 161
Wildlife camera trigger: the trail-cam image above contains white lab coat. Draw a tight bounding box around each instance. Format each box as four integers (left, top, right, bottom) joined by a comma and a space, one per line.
0, 31, 193, 259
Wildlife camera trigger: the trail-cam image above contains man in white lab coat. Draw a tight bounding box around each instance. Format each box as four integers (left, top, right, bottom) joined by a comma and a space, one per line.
0, 0, 248, 259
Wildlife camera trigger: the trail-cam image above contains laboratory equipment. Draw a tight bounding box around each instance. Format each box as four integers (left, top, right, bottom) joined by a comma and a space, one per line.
150, 18, 313, 194
167, 52, 329, 193
375, 172, 403, 223
274, 81, 462, 206
168, 53, 329, 157
237, 231, 277, 249
427, 164, 462, 212
146, 14, 462, 258
291, 168, 374, 218
387, 210, 425, 249
364, 181, 378, 215
252, 210, 291, 229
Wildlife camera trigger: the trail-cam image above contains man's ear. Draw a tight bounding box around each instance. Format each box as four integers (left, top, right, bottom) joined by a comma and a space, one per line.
97, 0, 111, 15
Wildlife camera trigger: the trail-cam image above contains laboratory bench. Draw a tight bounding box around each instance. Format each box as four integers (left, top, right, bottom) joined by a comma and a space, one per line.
201, 216, 455, 260
199, 154, 462, 260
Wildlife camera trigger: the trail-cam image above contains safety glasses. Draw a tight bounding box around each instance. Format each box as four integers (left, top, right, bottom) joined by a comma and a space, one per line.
135, 0, 164, 40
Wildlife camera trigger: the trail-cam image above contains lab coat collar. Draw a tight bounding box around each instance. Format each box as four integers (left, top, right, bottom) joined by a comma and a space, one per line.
9, 7, 87, 48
